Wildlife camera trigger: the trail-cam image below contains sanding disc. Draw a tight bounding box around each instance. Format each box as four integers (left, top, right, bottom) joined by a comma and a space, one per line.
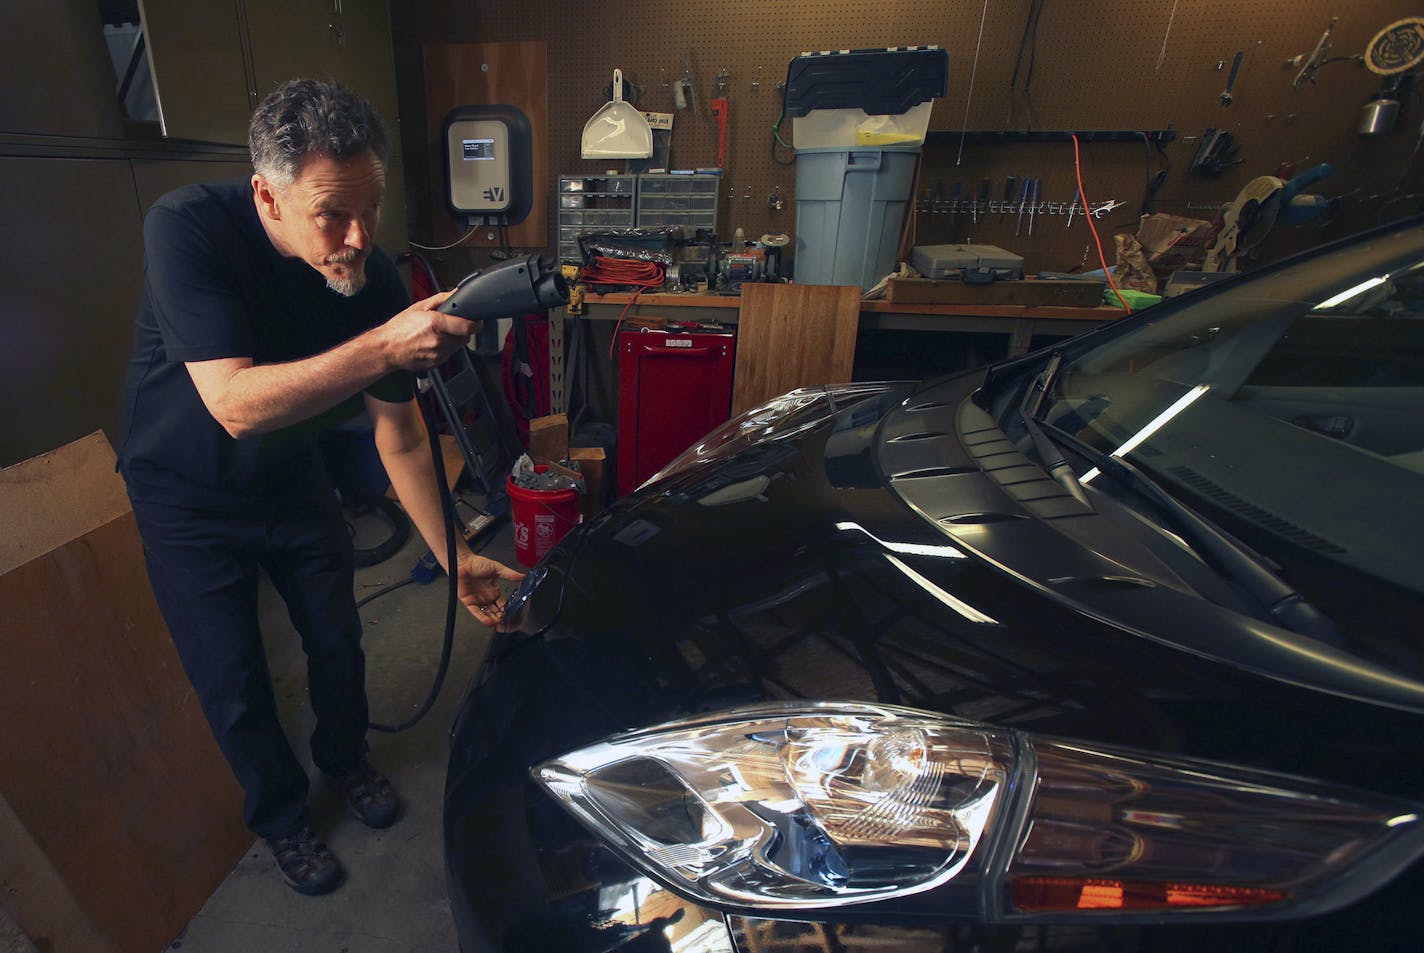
1366, 17, 1424, 76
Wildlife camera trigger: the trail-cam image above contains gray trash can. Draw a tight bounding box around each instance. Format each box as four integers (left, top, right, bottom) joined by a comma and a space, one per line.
783, 47, 949, 290
794, 145, 919, 290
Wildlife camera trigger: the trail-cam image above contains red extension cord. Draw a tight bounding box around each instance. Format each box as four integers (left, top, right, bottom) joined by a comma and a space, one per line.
579, 256, 668, 359
1070, 133, 1131, 314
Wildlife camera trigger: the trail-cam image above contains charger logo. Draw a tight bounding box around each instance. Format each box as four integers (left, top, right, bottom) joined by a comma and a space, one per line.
482, 186, 505, 203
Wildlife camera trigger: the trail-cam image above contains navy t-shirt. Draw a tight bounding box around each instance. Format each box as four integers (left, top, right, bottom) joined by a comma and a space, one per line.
118, 179, 414, 510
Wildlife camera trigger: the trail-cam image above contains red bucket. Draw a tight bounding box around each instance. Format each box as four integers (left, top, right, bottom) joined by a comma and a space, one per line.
507, 466, 581, 567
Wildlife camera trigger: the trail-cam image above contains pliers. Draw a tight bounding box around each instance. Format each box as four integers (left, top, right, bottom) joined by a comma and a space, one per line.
1089, 199, 1126, 219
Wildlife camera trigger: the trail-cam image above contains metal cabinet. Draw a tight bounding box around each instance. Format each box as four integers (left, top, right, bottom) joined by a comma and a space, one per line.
138, 0, 405, 246
616, 329, 735, 496
140, 0, 399, 146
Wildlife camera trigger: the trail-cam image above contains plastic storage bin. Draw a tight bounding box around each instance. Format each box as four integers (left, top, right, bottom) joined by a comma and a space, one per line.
783, 46, 948, 150
791, 100, 933, 149
556, 175, 635, 264
793, 145, 918, 290
783, 47, 948, 290
636, 173, 719, 231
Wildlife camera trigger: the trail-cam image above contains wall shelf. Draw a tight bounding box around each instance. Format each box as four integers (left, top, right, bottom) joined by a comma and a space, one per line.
926, 129, 1177, 146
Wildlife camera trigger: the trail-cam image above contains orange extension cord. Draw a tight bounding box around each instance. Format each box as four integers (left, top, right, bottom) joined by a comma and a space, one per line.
579, 256, 668, 359
1071, 133, 1131, 314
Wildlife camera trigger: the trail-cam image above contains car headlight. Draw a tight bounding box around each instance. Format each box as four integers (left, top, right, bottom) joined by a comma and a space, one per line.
537, 703, 1011, 907
534, 702, 1424, 921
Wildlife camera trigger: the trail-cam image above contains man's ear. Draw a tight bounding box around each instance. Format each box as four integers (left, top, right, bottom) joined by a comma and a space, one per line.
252, 174, 282, 222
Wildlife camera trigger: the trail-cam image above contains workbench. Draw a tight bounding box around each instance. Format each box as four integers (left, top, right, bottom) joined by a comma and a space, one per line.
554, 288, 1124, 419
576, 290, 1121, 355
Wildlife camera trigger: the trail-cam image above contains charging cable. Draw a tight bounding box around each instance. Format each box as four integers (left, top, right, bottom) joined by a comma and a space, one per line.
367, 388, 461, 734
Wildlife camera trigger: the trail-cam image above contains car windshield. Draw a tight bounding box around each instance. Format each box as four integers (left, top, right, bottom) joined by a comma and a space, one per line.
1032, 237, 1424, 656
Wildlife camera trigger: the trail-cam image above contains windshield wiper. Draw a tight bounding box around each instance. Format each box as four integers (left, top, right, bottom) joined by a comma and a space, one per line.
1038, 419, 1346, 646
1023, 350, 1062, 420
1019, 412, 1092, 509
1015, 351, 1092, 509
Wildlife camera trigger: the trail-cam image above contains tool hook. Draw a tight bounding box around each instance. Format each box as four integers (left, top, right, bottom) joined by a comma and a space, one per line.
1089, 199, 1125, 219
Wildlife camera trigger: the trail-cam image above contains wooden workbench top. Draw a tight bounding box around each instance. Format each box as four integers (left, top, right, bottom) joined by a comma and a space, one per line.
860, 299, 1123, 320
584, 291, 735, 309
584, 290, 1123, 321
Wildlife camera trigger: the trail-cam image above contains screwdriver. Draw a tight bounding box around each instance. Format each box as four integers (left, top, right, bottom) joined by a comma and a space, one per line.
1001, 175, 1017, 222
1066, 185, 1081, 229
977, 178, 991, 226
1027, 178, 1041, 236
1015, 177, 1032, 236
950, 181, 962, 224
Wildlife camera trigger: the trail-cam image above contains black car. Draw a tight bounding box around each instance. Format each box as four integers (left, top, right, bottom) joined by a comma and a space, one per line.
445, 217, 1424, 953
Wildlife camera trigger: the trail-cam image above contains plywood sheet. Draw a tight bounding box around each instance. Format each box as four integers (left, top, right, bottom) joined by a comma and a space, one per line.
0, 434, 249, 952
732, 284, 860, 416
0, 432, 129, 574
0, 768, 117, 953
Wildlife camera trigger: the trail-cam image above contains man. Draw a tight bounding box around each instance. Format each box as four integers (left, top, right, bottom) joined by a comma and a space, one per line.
117, 78, 523, 895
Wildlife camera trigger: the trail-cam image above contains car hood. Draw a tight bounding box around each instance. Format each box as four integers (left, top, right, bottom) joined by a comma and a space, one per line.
492, 373, 1424, 796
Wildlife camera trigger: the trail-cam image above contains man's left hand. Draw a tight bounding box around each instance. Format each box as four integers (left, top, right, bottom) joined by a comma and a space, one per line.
456, 551, 526, 629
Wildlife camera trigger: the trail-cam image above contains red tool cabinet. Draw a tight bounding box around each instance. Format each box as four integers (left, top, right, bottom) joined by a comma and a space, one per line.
616, 329, 735, 496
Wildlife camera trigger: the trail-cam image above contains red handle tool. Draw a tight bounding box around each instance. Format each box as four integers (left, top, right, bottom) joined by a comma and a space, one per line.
710, 97, 728, 168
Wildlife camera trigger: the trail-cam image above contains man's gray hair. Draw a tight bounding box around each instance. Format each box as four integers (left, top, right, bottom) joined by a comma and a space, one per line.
249, 78, 390, 191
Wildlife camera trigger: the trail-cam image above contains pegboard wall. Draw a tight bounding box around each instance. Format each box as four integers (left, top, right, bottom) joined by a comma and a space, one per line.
421, 0, 1424, 278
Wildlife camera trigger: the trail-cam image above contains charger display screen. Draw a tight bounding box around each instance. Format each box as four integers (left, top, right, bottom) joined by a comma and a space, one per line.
462, 138, 495, 161
444, 106, 531, 221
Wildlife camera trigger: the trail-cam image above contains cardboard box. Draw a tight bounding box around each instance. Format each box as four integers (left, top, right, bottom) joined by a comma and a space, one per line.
0, 433, 250, 953
528, 413, 569, 465
570, 446, 607, 520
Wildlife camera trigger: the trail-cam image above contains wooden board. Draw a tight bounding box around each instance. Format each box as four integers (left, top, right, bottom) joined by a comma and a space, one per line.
0, 796, 113, 952
0, 431, 130, 574
732, 284, 861, 416
888, 276, 1106, 308
0, 434, 249, 953
422, 40, 549, 251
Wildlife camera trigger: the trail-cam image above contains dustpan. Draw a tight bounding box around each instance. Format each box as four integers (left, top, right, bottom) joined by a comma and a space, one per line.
580, 68, 653, 159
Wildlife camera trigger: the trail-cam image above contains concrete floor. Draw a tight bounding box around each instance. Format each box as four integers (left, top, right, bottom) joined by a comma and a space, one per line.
164, 502, 522, 953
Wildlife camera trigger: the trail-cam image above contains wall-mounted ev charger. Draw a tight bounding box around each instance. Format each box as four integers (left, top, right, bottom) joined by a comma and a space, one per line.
442, 104, 533, 227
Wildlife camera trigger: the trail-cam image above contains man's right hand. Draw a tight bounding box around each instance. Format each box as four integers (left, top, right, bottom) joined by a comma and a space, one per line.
379, 291, 483, 371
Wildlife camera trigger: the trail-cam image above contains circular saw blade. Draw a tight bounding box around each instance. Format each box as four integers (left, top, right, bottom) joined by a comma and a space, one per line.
1366, 17, 1424, 76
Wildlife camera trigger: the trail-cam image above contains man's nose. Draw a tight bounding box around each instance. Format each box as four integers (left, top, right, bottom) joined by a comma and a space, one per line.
345, 217, 371, 250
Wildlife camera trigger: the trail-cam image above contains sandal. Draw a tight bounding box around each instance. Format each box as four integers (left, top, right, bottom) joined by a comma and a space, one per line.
266, 825, 343, 896
330, 758, 400, 829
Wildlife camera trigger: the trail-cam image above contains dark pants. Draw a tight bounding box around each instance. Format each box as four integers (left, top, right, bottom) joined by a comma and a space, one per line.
130, 491, 369, 839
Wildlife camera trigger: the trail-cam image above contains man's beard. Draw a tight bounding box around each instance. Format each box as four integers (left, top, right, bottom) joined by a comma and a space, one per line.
324, 250, 367, 297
